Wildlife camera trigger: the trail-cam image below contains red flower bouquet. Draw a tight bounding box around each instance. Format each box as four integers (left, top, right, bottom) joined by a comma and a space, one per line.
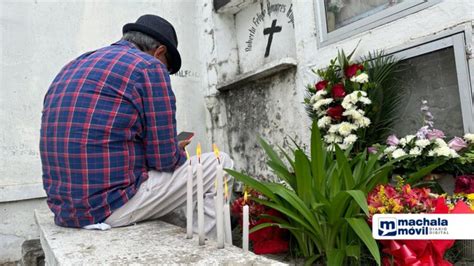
231, 190, 289, 254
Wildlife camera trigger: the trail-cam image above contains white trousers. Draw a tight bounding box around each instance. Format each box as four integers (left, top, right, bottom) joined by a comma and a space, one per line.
105, 152, 234, 236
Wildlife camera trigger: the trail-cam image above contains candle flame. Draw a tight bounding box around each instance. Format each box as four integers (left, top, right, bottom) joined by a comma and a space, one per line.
244, 190, 248, 204
224, 178, 229, 200
196, 143, 202, 162
213, 144, 220, 163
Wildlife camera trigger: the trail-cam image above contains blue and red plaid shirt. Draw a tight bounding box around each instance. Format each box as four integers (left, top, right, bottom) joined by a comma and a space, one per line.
40, 40, 186, 227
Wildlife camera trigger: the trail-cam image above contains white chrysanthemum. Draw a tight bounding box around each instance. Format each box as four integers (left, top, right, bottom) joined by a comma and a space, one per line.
324, 133, 342, 144
464, 133, 474, 143
354, 117, 371, 128
350, 73, 369, 83
409, 147, 422, 156
415, 139, 431, 149
313, 98, 333, 110
428, 150, 435, 156
344, 134, 357, 145
358, 97, 371, 105
400, 135, 416, 146
343, 109, 363, 120
384, 146, 397, 154
433, 146, 458, 158
338, 122, 357, 136
338, 143, 350, 150
316, 89, 327, 97
317, 116, 332, 128
328, 124, 340, 134
342, 101, 354, 110
399, 135, 415, 147
392, 149, 407, 159
435, 138, 448, 148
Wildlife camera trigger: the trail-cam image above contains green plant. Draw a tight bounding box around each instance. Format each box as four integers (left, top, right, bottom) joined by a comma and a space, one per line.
225, 122, 400, 265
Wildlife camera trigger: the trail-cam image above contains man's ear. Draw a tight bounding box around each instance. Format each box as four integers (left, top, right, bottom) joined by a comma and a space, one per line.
153, 45, 167, 58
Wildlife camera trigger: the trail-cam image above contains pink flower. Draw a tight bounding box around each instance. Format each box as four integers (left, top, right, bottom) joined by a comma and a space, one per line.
426, 129, 445, 140
367, 147, 377, 154
448, 137, 468, 151
386, 134, 399, 146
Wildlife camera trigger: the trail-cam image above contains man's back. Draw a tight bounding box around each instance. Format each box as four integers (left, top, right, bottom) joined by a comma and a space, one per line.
40, 40, 184, 227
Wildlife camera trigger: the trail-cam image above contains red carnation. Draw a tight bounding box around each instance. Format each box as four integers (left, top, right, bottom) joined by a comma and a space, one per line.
331, 83, 346, 99
327, 105, 344, 120
315, 80, 329, 91
454, 175, 474, 194
345, 64, 364, 78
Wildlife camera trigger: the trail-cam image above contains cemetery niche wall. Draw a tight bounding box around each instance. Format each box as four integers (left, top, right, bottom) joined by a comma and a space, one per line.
207, 0, 304, 179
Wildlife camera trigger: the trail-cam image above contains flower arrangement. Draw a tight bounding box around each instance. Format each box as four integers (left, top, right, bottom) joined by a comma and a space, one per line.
305, 51, 372, 151
305, 50, 402, 152
367, 178, 436, 221
367, 179, 463, 266
379, 100, 474, 174
231, 190, 289, 254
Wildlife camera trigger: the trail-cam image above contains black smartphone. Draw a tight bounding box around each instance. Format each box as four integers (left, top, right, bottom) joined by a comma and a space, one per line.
177, 131, 194, 142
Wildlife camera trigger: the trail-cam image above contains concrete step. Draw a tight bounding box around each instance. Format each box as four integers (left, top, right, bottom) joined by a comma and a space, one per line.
34, 210, 286, 265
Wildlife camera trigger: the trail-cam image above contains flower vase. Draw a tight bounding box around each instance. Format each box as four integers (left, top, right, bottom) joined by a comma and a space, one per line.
326, 12, 336, 32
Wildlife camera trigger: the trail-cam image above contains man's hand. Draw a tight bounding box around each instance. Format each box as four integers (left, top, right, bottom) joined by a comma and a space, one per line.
178, 139, 191, 149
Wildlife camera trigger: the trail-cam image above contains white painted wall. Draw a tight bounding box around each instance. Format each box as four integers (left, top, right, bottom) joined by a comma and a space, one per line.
0, 0, 208, 262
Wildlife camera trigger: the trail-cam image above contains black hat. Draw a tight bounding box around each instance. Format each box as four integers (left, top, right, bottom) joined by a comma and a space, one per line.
123, 14, 181, 74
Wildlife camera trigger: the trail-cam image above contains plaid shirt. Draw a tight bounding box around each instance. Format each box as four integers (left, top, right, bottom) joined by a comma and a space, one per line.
40, 40, 186, 227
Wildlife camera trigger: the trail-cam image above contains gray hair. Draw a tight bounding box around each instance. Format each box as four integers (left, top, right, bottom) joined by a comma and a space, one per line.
122, 31, 161, 52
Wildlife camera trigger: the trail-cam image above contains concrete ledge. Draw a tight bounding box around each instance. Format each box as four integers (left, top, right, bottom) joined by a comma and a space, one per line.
35, 210, 285, 265
217, 57, 297, 92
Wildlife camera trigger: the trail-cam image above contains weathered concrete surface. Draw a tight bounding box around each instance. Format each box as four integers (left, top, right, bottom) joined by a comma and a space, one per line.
35, 210, 285, 265
0, 198, 48, 264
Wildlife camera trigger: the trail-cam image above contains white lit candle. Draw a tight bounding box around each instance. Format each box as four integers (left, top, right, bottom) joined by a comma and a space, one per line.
186, 150, 193, 239
242, 191, 249, 252
224, 178, 233, 245
196, 143, 205, 245
213, 144, 225, 249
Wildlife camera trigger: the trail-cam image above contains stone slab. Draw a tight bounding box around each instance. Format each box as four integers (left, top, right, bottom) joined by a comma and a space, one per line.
35, 210, 286, 265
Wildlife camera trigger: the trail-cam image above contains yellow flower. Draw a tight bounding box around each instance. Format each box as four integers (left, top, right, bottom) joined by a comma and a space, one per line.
393, 204, 403, 213
377, 207, 387, 214
468, 194, 474, 201
369, 206, 376, 214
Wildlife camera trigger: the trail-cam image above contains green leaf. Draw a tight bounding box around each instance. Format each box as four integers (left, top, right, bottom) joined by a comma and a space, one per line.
327, 249, 345, 266
346, 245, 360, 259
224, 169, 277, 202
265, 183, 324, 236
311, 121, 326, 191
346, 218, 381, 265
259, 137, 286, 169
294, 150, 313, 205
278, 144, 295, 169
267, 161, 296, 189
335, 145, 355, 189
304, 255, 321, 266
406, 160, 445, 185
251, 197, 318, 237
249, 222, 300, 234
346, 190, 369, 217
